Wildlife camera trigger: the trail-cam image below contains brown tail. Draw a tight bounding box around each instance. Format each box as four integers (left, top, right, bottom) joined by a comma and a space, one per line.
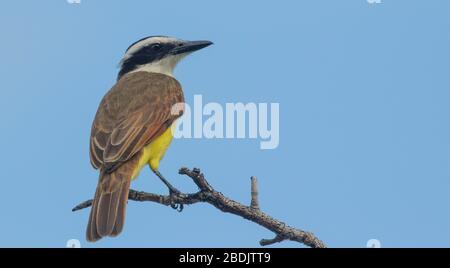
86, 172, 131, 242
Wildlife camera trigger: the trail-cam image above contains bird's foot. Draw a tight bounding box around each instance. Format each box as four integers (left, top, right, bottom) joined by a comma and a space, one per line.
153, 170, 184, 212
168, 187, 184, 212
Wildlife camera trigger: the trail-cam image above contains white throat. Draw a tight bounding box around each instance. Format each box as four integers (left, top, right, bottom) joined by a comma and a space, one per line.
130, 53, 187, 77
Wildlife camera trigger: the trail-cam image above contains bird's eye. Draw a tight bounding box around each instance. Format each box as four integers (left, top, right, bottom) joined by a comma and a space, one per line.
151, 43, 161, 50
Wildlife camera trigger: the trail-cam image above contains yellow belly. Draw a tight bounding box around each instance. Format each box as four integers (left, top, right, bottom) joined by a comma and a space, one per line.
131, 125, 174, 180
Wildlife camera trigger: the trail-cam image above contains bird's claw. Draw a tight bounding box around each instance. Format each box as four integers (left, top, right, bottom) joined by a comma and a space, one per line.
169, 189, 184, 212
170, 202, 184, 212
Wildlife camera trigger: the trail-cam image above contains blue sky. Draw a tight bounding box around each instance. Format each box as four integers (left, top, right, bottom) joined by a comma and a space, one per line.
0, 0, 449, 247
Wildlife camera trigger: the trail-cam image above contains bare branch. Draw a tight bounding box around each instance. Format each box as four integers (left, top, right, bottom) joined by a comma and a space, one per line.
73, 167, 326, 248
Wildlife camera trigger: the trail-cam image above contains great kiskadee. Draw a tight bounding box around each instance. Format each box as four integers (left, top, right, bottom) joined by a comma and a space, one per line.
87, 36, 213, 242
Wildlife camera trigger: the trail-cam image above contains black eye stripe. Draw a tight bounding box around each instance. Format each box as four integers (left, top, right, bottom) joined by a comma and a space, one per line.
118, 43, 177, 80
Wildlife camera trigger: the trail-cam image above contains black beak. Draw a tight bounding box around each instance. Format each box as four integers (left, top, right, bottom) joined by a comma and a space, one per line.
171, 40, 213, 55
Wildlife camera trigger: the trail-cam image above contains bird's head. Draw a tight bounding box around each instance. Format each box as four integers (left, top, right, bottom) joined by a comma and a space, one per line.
118, 36, 213, 80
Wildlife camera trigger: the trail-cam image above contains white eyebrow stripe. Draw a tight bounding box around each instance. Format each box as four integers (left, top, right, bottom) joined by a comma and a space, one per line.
125, 36, 179, 58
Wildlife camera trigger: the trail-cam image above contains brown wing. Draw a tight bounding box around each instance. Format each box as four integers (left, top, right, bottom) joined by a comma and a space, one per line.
89, 71, 184, 173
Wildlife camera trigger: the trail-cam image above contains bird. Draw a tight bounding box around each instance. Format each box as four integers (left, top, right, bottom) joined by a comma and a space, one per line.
86, 36, 213, 242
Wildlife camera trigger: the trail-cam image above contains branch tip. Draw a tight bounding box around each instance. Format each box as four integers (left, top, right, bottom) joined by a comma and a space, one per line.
250, 176, 260, 210
260, 234, 286, 246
